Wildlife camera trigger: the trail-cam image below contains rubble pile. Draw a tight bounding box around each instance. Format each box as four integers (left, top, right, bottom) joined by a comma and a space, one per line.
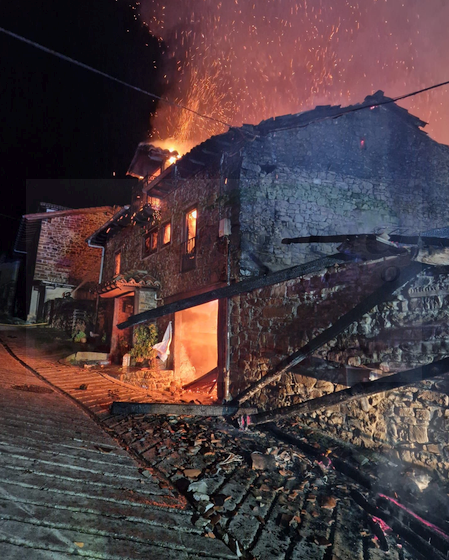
103, 412, 437, 559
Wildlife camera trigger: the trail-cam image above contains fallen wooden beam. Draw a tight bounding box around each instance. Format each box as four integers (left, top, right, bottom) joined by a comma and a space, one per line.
110, 402, 258, 417
282, 234, 376, 244
283, 232, 449, 248
240, 355, 449, 426
117, 254, 345, 329
282, 234, 407, 259
390, 233, 449, 247
231, 259, 422, 406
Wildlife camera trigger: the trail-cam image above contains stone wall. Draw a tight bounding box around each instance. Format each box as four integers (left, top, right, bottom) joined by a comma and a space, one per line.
102, 167, 232, 300
238, 106, 449, 275
229, 256, 449, 476
34, 208, 114, 286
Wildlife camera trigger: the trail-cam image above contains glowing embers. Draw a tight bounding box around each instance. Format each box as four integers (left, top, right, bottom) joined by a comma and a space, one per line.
173, 300, 218, 398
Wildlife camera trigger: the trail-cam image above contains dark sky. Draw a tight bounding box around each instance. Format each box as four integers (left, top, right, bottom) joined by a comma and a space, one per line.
0, 0, 164, 255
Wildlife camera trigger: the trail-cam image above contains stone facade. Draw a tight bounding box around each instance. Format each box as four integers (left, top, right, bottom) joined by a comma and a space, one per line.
102, 170, 229, 296
34, 208, 114, 287
229, 258, 449, 476
239, 105, 449, 275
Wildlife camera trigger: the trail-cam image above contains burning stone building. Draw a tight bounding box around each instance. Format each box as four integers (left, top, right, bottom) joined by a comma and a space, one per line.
90, 92, 449, 476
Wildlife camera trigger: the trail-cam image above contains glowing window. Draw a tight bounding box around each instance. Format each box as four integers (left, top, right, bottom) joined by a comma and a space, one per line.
162, 222, 171, 246
186, 208, 197, 244
182, 208, 197, 272
114, 251, 121, 275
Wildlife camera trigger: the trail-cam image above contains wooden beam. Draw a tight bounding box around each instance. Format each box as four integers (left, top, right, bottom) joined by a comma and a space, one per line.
390, 234, 449, 247
230, 259, 422, 406
241, 355, 449, 427
117, 254, 345, 329
282, 234, 375, 244
110, 402, 257, 417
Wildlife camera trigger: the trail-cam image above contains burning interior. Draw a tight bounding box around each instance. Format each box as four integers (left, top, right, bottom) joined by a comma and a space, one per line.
174, 300, 218, 395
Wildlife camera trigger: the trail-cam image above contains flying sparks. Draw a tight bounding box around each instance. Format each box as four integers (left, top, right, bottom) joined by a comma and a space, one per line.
131, 0, 449, 147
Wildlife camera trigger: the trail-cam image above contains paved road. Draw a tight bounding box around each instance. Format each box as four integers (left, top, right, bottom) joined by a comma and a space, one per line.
0, 340, 236, 559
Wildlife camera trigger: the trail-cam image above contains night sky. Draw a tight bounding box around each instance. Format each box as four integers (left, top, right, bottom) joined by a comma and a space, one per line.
0, 0, 164, 255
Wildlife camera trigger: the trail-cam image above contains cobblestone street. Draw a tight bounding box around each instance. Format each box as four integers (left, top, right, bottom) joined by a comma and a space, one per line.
0, 331, 236, 559
2, 327, 448, 559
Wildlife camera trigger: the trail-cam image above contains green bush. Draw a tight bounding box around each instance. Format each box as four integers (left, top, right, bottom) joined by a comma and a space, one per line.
130, 324, 158, 361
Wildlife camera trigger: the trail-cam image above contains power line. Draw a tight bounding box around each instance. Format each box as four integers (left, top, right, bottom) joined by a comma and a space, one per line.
0, 213, 20, 221
261, 81, 449, 134
2, 25, 449, 138
0, 25, 233, 130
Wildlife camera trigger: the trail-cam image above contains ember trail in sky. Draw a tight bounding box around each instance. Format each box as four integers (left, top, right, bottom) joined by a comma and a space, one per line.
131, 0, 449, 149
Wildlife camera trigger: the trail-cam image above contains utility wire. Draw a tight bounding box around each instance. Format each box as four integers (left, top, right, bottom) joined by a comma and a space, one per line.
1, 25, 449, 136
0, 213, 20, 221
260, 80, 449, 134
0, 25, 233, 130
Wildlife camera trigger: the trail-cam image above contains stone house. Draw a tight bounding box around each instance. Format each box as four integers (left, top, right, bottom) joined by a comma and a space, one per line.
90, 92, 449, 475
15, 203, 116, 326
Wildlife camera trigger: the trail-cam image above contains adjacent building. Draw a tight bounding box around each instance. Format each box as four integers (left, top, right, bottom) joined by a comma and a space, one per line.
15, 203, 116, 325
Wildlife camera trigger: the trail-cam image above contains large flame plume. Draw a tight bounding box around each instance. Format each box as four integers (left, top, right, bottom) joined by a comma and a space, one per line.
131, 0, 449, 150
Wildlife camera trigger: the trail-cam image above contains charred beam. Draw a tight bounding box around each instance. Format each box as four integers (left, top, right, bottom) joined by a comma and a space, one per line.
283, 233, 449, 248
117, 254, 345, 329
390, 234, 449, 247
110, 402, 257, 417
231, 259, 422, 407
241, 355, 449, 426
282, 234, 376, 244
352, 489, 449, 559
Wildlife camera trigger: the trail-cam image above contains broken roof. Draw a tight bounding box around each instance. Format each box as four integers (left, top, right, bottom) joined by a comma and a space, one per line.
22, 206, 115, 222
87, 206, 131, 247
144, 90, 433, 196
127, 143, 178, 179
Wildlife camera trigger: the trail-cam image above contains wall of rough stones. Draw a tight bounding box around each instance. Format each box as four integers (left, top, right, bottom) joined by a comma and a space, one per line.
229, 257, 449, 476
238, 106, 449, 275
102, 166, 237, 300
34, 208, 114, 287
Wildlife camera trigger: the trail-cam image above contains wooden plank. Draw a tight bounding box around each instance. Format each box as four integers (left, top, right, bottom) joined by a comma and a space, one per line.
110, 402, 257, 416
117, 255, 345, 329
282, 234, 376, 244
231, 258, 421, 406
244, 355, 449, 426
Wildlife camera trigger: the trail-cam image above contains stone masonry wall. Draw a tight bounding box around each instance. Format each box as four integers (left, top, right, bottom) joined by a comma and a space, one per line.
229, 257, 449, 477
34, 208, 114, 286
102, 164, 239, 300
238, 106, 449, 275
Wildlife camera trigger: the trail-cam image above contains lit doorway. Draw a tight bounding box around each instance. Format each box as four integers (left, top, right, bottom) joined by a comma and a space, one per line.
174, 300, 218, 390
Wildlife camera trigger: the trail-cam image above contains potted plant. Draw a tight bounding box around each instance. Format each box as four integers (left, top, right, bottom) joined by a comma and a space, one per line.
73, 331, 87, 343
129, 324, 158, 367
